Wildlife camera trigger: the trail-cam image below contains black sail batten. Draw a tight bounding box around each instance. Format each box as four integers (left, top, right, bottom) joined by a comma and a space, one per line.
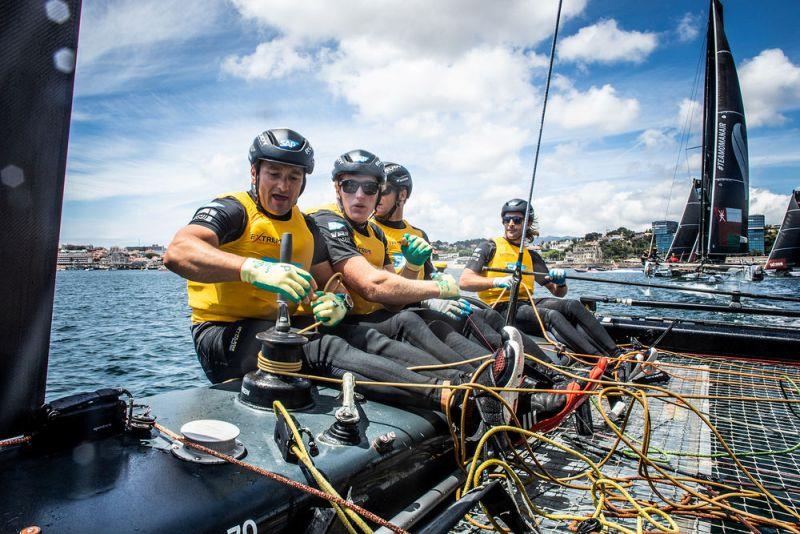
667, 180, 702, 261
705, 0, 749, 258
0, 0, 82, 437
766, 189, 800, 270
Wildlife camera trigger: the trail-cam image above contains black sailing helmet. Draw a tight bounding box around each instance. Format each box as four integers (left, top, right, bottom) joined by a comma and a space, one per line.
249, 128, 314, 199
331, 149, 386, 184
384, 162, 412, 196
501, 198, 529, 216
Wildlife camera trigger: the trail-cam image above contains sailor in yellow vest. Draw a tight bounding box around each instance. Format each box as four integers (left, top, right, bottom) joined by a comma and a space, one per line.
307, 149, 526, 424
164, 129, 503, 412
459, 199, 650, 366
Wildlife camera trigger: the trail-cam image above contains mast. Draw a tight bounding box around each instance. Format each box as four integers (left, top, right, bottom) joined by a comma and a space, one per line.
698, 1, 714, 260
704, 0, 749, 260
0, 0, 82, 437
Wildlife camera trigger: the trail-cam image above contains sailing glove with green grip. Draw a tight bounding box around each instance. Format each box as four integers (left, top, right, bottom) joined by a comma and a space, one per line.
400, 233, 432, 271
432, 273, 459, 299
420, 298, 473, 319
312, 291, 348, 327
239, 258, 313, 303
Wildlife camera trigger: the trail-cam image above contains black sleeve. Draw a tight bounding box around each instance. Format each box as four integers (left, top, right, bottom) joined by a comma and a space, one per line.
464, 240, 494, 273
370, 223, 392, 267
528, 250, 550, 286
420, 229, 434, 279
188, 197, 246, 245
309, 210, 363, 266
303, 215, 330, 265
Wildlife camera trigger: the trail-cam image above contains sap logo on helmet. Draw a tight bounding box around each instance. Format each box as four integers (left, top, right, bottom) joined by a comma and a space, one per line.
328, 221, 346, 231
352, 154, 370, 163
279, 138, 299, 149
385, 164, 400, 174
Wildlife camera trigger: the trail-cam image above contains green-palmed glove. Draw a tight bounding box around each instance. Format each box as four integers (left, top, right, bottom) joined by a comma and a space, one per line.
311, 291, 348, 327
432, 272, 459, 299
239, 258, 313, 303
401, 233, 432, 270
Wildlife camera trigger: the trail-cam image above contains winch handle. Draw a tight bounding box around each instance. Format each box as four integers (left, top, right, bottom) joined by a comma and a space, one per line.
275, 233, 293, 332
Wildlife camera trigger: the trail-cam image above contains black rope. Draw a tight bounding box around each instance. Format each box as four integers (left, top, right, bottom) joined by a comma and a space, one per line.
506, 0, 564, 326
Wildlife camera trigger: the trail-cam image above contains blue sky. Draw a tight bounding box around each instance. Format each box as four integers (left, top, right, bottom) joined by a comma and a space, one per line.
61, 0, 800, 245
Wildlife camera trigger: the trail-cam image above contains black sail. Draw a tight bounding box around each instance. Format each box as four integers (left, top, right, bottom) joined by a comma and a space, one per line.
704, 0, 749, 257
0, 1, 82, 437
766, 189, 800, 270
668, 180, 702, 261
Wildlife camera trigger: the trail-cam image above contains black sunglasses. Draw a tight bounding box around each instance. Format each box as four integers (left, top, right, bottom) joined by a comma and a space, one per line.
340, 179, 380, 196
502, 215, 524, 225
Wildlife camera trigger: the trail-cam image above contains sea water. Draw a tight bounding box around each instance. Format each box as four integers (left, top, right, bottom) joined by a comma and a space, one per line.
46, 268, 800, 400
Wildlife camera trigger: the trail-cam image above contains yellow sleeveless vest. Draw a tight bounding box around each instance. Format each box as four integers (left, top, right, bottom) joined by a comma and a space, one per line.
476, 237, 535, 305
188, 191, 314, 323
371, 218, 426, 280
307, 203, 387, 315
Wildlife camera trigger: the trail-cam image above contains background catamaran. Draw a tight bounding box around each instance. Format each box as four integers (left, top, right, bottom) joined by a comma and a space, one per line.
765, 188, 800, 276
649, 0, 761, 281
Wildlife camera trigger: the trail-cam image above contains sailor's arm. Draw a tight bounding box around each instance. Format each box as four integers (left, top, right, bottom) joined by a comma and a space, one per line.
335, 256, 455, 305
458, 267, 497, 292
164, 225, 244, 283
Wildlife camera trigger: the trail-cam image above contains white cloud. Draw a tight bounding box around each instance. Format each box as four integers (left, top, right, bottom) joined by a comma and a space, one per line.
229, 0, 586, 60
222, 38, 312, 80
676, 12, 699, 43
639, 128, 675, 149
559, 19, 657, 64
750, 187, 792, 225
549, 84, 640, 133
75, 0, 224, 93
739, 48, 800, 127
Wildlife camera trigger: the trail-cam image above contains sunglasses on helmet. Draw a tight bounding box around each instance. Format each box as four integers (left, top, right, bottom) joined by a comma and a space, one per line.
339, 179, 380, 196
502, 215, 524, 225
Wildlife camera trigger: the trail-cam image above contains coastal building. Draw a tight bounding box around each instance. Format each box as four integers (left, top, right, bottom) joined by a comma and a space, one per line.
108, 250, 130, 269
651, 220, 678, 254
747, 214, 765, 255
56, 248, 92, 268
565, 244, 603, 264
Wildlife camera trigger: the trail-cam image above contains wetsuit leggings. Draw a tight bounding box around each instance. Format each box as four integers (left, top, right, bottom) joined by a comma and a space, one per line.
191, 319, 466, 410
463, 307, 566, 368
496, 299, 617, 356
345, 309, 487, 372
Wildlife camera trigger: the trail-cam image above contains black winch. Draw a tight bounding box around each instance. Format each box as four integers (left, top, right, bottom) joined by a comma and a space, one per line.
239, 233, 314, 411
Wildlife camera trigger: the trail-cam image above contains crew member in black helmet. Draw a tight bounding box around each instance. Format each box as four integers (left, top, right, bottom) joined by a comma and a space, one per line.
460, 199, 657, 373
307, 151, 519, 372
306, 150, 530, 427
164, 129, 510, 413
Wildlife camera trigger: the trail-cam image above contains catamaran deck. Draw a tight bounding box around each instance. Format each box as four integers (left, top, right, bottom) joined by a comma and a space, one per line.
461, 354, 800, 533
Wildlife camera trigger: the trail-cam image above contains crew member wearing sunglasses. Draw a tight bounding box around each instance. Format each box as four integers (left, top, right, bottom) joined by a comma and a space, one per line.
459, 199, 653, 371
307, 150, 528, 374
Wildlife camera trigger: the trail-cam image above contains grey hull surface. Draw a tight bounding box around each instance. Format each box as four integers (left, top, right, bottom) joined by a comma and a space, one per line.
1, 381, 454, 533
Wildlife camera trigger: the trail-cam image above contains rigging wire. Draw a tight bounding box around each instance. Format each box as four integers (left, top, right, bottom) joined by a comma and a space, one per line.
505, 0, 563, 325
